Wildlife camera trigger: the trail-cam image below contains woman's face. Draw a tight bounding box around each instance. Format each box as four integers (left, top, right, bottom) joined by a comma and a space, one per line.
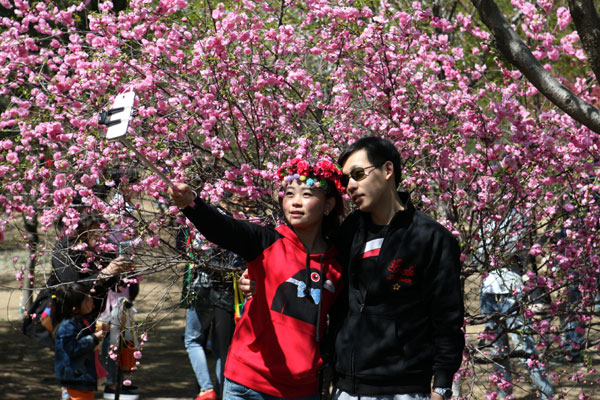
281, 180, 334, 231
81, 222, 103, 250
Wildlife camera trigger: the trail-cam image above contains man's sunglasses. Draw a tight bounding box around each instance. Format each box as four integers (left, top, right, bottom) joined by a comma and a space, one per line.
340, 162, 384, 187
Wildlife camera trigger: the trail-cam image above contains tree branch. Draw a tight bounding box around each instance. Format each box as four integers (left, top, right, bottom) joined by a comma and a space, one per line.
568, 0, 600, 84
470, 0, 600, 134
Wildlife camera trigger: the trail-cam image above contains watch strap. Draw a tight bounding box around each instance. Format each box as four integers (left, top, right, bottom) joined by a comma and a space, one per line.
432, 387, 452, 399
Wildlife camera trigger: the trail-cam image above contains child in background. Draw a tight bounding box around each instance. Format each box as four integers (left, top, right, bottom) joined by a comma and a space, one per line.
52, 282, 107, 400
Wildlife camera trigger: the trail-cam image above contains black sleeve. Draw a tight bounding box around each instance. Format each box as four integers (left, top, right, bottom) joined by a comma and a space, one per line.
50, 240, 88, 284
182, 196, 280, 262
425, 225, 465, 388
322, 274, 348, 357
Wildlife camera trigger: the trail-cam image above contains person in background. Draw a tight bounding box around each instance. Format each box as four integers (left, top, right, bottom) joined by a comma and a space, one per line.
169, 157, 345, 400
51, 212, 132, 399
99, 167, 142, 400
52, 282, 107, 400
180, 221, 245, 400
480, 260, 555, 399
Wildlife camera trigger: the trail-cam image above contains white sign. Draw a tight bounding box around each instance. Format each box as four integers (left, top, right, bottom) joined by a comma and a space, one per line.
105, 90, 136, 140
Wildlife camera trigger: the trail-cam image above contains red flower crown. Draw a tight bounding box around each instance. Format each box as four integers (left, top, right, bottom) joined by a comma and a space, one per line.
277, 158, 345, 192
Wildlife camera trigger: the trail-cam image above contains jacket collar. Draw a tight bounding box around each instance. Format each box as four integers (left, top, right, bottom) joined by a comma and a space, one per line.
356, 191, 415, 229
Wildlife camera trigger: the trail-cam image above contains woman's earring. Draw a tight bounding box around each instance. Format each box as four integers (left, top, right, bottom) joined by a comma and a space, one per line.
324, 210, 330, 216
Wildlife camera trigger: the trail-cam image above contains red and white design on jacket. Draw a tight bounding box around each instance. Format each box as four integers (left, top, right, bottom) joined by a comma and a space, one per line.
386, 258, 416, 285
361, 238, 384, 259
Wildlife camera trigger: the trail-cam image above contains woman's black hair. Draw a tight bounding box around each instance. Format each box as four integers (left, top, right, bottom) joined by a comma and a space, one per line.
50, 282, 91, 332
321, 181, 344, 242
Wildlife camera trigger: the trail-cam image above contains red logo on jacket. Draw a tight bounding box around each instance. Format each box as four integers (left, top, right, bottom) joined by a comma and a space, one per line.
386, 258, 415, 285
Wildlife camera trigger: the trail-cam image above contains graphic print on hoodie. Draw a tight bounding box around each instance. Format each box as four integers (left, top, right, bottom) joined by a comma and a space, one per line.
271, 268, 336, 325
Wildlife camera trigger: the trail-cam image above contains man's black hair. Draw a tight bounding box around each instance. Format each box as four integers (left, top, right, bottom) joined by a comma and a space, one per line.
338, 136, 402, 187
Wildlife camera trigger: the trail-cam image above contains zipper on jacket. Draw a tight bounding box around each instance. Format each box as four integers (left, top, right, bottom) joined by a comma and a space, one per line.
350, 299, 368, 393
348, 217, 395, 393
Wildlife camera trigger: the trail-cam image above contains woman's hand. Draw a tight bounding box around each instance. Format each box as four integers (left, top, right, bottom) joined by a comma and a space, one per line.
239, 269, 256, 299
168, 182, 196, 209
100, 257, 133, 278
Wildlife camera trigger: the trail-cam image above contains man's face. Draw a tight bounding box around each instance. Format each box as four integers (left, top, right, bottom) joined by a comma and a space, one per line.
341, 149, 388, 213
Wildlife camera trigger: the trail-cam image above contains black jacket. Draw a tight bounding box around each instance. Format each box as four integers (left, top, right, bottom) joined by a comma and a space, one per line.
331, 192, 464, 395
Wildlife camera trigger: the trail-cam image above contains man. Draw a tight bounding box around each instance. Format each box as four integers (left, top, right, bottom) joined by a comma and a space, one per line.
241, 137, 464, 399
330, 137, 464, 400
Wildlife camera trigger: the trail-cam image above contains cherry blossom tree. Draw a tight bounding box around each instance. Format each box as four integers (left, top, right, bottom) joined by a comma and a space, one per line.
1, 0, 599, 398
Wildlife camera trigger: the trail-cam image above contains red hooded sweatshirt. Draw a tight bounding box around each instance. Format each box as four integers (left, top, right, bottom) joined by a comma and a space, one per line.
183, 197, 344, 397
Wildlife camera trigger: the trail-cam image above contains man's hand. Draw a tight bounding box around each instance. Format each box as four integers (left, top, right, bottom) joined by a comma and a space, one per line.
168, 182, 196, 209
430, 392, 444, 400
239, 269, 256, 299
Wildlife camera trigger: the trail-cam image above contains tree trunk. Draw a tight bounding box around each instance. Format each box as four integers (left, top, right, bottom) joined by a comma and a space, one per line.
470, 0, 600, 134
568, 0, 600, 84
19, 214, 39, 314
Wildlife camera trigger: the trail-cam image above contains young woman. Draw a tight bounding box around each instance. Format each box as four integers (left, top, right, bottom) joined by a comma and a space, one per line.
52, 282, 107, 400
169, 158, 345, 400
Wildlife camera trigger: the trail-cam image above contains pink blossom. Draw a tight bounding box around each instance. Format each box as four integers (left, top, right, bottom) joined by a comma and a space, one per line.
556, 7, 571, 30
0, 140, 12, 150
6, 151, 18, 164
146, 235, 160, 248
529, 243, 544, 257
53, 174, 67, 189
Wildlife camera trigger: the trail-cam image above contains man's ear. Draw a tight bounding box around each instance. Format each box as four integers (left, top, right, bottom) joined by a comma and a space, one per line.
383, 161, 395, 182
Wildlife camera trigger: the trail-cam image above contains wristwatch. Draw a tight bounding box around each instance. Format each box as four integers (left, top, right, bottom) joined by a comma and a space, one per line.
432, 387, 452, 399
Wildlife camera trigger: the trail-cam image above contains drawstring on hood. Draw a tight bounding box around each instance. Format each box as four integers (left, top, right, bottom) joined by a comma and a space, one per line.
315, 254, 325, 343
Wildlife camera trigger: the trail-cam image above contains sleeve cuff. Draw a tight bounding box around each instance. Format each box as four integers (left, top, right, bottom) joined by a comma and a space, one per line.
433, 371, 454, 388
